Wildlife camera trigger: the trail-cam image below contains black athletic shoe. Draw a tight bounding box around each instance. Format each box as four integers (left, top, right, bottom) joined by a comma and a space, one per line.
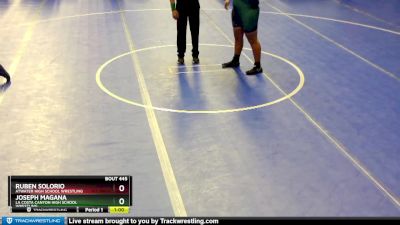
0, 65, 10, 83
193, 57, 200, 64
177, 57, 184, 65
246, 66, 263, 75
1, 74, 10, 83
222, 60, 240, 68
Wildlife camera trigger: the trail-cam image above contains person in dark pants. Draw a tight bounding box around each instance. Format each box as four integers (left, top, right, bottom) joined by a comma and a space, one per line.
0, 64, 10, 83
170, 0, 200, 65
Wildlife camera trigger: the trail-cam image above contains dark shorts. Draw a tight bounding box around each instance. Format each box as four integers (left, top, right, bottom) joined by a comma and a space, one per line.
232, 0, 260, 33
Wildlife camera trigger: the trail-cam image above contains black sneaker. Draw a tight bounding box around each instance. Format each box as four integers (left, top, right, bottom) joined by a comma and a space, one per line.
0, 65, 10, 83
177, 57, 184, 65
246, 66, 263, 75
193, 57, 200, 64
222, 60, 240, 68
1, 74, 10, 83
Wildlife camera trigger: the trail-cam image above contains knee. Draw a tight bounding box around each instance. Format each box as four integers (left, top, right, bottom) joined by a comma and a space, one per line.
235, 37, 244, 45
248, 37, 259, 46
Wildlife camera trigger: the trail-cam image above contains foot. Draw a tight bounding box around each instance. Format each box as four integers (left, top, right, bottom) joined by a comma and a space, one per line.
177, 57, 184, 65
1, 74, 10, 83
222, 60, 240, 68
193, 57, 200, 64
0, 65, 10, 83
246, 66, 263, 75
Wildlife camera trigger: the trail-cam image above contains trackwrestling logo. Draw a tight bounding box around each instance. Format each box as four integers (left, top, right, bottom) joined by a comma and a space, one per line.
2, 217, 64, 225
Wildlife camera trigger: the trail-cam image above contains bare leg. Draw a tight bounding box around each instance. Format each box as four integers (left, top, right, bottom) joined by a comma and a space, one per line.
222, 27, 244, 68
233, 27, 244, 55
245, 30, 261, 64
244, 30, 263, 75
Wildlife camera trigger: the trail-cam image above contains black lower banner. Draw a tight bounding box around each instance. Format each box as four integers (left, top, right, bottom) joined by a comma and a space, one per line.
66, 217, 399, 225
68, 218, 221, 225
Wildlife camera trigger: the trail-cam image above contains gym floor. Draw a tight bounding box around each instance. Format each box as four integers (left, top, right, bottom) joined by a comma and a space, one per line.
0, 0, 399, 217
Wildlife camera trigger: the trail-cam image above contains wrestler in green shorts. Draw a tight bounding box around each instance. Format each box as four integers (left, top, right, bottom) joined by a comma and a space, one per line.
223, 0, 263, 75
232, 0, 260, 33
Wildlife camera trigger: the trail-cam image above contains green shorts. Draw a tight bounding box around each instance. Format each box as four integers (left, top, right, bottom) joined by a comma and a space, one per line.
232, 0, 260, 33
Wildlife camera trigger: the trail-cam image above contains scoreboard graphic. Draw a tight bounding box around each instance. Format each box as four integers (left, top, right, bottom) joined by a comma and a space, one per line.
8, 176, 132, 213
